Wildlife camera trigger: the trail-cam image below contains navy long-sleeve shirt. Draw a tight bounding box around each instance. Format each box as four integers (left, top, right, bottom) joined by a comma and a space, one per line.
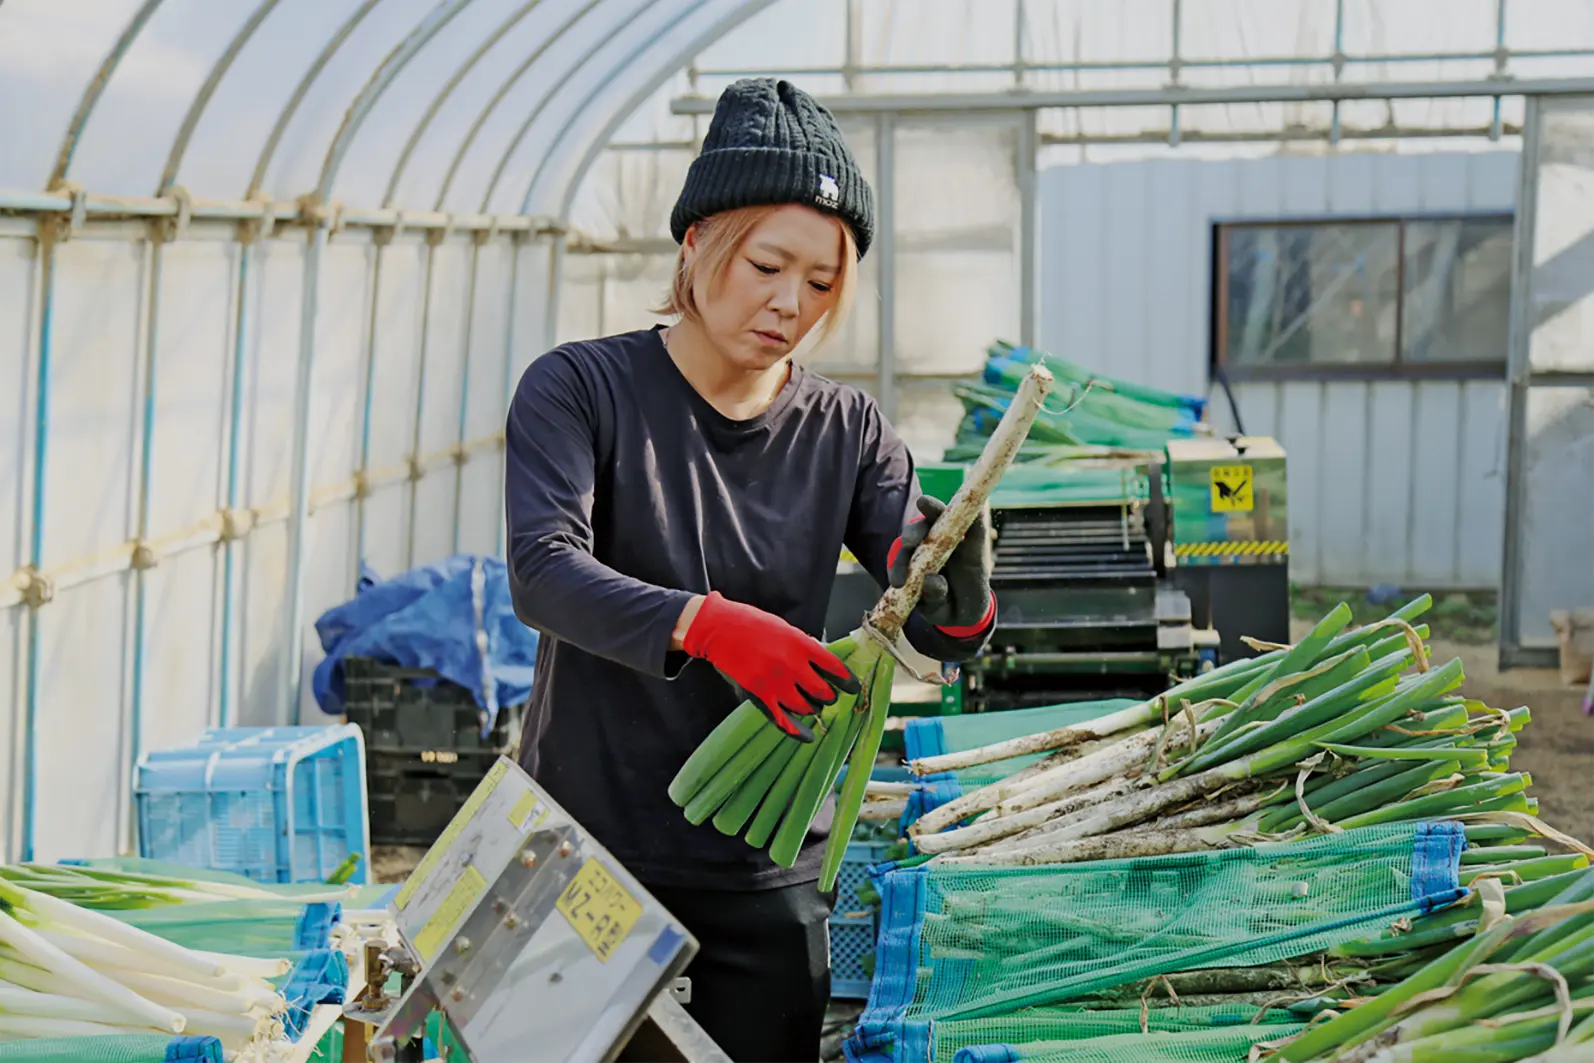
505, 326, 994, 889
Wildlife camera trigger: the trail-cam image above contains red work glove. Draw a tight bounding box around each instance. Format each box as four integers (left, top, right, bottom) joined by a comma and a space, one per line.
683, 592, 861, 742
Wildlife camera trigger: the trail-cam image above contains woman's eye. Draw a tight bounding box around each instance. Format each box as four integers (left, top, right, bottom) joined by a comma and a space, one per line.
751, 261, 778, 275
810, 281, 833, 294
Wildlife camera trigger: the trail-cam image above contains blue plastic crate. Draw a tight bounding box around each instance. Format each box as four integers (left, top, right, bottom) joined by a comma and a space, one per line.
830, 838, 891, 1000
134, 725, 370, 885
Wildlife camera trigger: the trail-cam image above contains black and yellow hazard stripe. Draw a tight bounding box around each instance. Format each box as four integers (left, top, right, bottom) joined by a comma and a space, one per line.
1174, 540, 1290, 559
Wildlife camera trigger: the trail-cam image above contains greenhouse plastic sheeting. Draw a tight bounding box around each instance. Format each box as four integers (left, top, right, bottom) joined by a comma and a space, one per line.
900, 700, 1137, 830
845, 821, 1466, 1063
0, 1035, 222, 1063
311, 555, 539, 730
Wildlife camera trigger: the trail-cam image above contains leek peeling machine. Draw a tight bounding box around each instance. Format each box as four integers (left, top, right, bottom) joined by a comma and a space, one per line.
827, 436, 1292, 714
340, 756, 731, 1063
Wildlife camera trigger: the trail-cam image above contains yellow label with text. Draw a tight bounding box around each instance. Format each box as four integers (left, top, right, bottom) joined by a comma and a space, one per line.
556, 858, 642, 963
1210, 464, 1254, 513
508, 790, 547, 831
394, 759, 510, 911
412, 865, 487, 963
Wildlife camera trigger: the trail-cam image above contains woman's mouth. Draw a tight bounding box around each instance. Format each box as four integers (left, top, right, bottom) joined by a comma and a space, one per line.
753, 329, 787, 348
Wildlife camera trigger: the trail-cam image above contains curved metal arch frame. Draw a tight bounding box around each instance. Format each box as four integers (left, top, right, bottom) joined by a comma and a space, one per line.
48, 0, 164, 189
313, 0, 480, 204
159, 0, 286, 195
478, 0, 671, 215
550, 0, 775, 221
430, 0, 610, 213
382, 0, 547, 208
517, 0, 726, 216
249, 0, 386, 200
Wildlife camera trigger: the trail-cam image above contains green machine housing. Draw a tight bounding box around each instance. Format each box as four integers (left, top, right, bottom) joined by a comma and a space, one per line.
823, 437, 1292, 715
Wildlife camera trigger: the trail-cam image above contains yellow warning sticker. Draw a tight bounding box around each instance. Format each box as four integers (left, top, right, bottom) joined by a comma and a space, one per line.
413, 865, 486, 963
1210, 464, 1254, 513
556, 857, 643, 963
508, 789, 548, 832
394, 759, 510, 911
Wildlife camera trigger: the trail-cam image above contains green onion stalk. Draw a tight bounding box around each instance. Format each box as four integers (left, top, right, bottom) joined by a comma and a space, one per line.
0, 875, 296, 1051
666, 364, 1056, 892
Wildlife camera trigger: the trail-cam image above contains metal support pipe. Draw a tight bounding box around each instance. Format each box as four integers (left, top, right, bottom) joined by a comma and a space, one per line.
876, 114, 896, 420
1492, 0, 1510, 140
1330, 0, 1346, 144
20, 217, 62, 862
1167, 0, 1181, 146
496, 236, 525, 560
353, 230, 390, 574
1018, 111, 1038, 349
671, 76, 1594, 115
281, 223, 325, 725
1498, 93, 1543, 670
127, 216, 170, 848
451, 235, 487, 552
405, 235, 444, 570
216, 228, 256, 730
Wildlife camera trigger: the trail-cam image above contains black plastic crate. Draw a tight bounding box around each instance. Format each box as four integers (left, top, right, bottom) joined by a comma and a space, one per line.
366, 750, 501, 846
342, 656, 516, 756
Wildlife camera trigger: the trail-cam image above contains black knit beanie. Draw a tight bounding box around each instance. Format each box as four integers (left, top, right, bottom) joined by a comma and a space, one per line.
670, 78, 875, 259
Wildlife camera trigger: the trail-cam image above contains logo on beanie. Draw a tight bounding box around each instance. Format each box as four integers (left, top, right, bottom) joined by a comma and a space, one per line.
817, 173, 840, 208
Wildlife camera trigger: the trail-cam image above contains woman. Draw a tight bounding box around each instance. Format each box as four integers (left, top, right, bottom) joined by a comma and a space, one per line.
505, 78, 997, 1062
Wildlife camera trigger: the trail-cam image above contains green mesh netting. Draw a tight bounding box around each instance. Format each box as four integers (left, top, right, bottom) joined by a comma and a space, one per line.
949, 1026, 1306, 1063
108, 898, 330, 958
925, 1002, 1302, 1063
847, 822, 1464, 1063
0, 1035, 219, 1063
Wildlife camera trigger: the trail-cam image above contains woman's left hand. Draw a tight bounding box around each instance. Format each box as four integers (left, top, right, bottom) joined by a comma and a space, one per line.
886, 495, 995, 633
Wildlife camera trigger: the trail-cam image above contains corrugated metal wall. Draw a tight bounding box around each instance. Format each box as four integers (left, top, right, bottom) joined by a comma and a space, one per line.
1038, 149, 1519, 590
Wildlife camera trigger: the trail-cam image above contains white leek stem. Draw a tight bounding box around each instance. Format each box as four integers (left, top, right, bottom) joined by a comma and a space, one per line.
996, 721, 1217, 816
0, 1013, 154, 1038
0, 985, 129, 1024
0, 909, 184, 1032
909, 702, 1157, 774
192, 949, 292, 979
0, 880, 225, 979
31, 924, 227, 987
98, 963, 284, 1017
913, 776, 1144, 855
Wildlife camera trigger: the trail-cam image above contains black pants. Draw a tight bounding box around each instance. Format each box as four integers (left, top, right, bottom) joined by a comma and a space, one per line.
619, 880, 836, 1063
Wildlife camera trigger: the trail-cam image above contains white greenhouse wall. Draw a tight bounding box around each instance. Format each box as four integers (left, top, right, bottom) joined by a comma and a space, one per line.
0, 220, 554, 863
1038, 149, 1520, 591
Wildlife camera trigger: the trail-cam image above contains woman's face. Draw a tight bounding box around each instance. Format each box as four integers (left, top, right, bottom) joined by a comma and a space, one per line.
687, 204, 844, 371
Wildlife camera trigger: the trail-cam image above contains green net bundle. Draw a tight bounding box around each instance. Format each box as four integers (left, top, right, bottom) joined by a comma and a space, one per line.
846, 821, 1464, 1062
944, 343, 1209, 461
843, 594, 1594, 1062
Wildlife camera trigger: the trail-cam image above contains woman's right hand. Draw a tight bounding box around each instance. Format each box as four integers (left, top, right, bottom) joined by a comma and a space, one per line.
679, 592, 861, 741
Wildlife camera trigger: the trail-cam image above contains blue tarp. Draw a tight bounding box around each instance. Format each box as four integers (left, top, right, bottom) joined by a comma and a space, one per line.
311, 554, 538, 733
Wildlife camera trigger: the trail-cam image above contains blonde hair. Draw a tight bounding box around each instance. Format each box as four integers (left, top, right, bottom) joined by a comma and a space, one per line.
656, 205, 858, 345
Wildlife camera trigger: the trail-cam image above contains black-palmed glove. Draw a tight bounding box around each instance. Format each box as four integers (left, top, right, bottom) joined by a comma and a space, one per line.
886, 495, 996, 635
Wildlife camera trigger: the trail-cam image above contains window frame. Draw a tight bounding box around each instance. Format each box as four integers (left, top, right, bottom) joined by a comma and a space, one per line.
1210, 210, 1514, 383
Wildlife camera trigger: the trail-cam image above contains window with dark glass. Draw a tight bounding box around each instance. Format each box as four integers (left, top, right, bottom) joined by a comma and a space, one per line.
1215, 214, 1513, 377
